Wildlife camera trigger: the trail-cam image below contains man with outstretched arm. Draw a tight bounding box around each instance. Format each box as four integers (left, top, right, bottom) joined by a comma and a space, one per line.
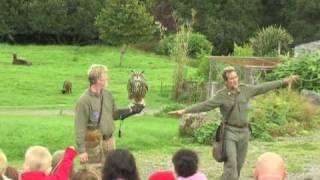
169, 66, 299, 180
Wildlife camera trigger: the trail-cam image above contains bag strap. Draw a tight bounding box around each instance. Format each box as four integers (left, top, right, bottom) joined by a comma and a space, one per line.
97, 94, 104, 127
223, 103, 235, 124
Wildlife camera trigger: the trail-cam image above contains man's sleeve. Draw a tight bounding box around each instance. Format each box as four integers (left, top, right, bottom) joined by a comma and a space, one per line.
247, 80, 284, 97
111, 96, 121, 120
185, 95, 220, 113
74, 101, 89, 154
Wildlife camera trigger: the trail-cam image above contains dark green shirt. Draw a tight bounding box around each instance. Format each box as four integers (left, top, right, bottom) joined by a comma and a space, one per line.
185, 80, 284, 127
75, 89, 121, 153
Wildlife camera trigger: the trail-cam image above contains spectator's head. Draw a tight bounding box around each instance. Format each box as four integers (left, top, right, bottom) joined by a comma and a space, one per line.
87, 64, 108, 87
254, 152, 287, 180
72, 168, 100, 180
102, 149, 139, 180
0, 150, 8, 175
172, 149, 198, 178
149, 170, 175, 180
23, 146, 52, 174
4, 166, 19, 180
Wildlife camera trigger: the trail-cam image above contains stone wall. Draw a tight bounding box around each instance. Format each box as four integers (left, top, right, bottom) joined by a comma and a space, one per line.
294, 40, 320, 57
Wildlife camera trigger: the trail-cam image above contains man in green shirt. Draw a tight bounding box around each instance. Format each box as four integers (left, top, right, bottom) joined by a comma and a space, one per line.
75, 64, 143, 167
169, 66, 299, 180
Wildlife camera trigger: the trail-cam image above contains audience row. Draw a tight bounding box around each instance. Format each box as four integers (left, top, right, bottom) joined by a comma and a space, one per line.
0, 146, 301, 180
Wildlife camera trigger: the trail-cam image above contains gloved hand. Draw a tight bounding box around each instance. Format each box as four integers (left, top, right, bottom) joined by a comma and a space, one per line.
118, 104, 145, 120
130, 104, 144, 114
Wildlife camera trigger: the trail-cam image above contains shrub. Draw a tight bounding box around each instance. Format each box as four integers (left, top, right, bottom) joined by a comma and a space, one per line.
249, 89, 320, 140
193, 122, 219, 145
188, 33, 213, 58
267, 54, 320, 92
156, 35, 175, 56
193, 110, 222, 145
233, 43, 254, 56
156, 32, 213, 58
249, 26, 293, 57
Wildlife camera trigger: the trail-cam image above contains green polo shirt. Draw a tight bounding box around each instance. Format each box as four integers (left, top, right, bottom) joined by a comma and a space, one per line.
185, 80, 284, 127
75, 89, 120, 153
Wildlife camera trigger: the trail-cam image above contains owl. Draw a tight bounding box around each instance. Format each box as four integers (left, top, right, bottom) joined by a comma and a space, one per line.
127, 70, 148, 105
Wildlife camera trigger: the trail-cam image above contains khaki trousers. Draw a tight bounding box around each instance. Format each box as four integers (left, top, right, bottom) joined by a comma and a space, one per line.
220, 126, 250, 180
84, 136, 115, 175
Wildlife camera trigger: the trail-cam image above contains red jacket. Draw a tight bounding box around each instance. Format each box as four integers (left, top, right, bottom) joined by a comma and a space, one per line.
21, 147, 77, 180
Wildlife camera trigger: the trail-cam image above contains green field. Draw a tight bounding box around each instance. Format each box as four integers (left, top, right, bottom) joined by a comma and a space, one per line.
0, 44, 198, 109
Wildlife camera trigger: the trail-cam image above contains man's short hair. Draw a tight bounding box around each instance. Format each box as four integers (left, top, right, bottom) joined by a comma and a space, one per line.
222, 66, 236, 81
87, 64, 108, 85
23, 146, 52, 174
0, 150, 8, 174
172, 149, 198, 178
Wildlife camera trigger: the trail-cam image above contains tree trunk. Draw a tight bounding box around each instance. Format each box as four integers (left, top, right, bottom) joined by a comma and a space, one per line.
119, 44, 128, 67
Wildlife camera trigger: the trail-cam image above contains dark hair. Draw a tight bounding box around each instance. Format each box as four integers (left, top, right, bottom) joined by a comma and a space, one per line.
172, 149, 198, 178
102, 149, 140, 180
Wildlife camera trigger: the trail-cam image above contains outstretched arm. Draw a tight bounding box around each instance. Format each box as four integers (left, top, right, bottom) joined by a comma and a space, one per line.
168, 95, 221, 117
248, 75, 299, 97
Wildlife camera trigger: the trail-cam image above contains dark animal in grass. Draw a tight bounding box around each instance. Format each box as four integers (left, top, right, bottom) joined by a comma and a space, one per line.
62, 80, 72, 94
12, 53, 32, 66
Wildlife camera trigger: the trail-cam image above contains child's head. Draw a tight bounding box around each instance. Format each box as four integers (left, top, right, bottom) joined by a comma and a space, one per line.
172, 149, 198, 178
23, 146, 52, 174
103, 149, 140, 180
0, 150, 8, 175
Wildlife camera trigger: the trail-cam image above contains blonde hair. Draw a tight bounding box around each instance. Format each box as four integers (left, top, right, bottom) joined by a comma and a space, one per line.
0, 150, 8, 174
87, 64, 108, 85
23, 146, 52, 174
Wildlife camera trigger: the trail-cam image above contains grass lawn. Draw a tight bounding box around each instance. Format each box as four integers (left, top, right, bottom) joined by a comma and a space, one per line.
1, 114, 319, 179
0, 44, 197, 109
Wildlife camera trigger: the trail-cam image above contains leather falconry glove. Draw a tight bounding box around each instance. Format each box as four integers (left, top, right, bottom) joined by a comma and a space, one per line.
118, 104, 144, 120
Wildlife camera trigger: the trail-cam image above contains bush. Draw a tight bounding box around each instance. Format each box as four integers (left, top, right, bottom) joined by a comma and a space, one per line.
156, 35, 175, 56
233, 43, 254, 57
249, 26, 293, 57
249, 89, 320, 140
156, 32, 213, 58
193, 122, 219, 145
193, 110, 222, 145
267, 54, 320, 92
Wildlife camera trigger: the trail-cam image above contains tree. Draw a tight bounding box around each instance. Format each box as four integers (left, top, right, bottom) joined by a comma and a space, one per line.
284, 0, 320, 44
171, 0, 260, 55
95, 0, 155, 66
28, 0, 68, 42
249, 25, 293, 56
65, 0, 105, 43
